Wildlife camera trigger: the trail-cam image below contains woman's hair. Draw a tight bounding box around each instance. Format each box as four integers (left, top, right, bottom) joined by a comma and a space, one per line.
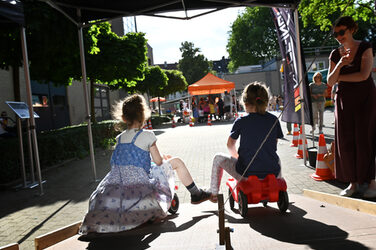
333, 16, 358, 34
313, 72, 322, 82
241, 81, 269, 114
112, 94, 151, 128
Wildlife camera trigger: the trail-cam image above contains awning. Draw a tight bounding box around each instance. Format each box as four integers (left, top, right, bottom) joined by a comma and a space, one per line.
188, 73, 235, 95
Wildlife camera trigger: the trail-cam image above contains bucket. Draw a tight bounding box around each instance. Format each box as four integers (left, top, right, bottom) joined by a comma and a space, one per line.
307, 147, 317, 168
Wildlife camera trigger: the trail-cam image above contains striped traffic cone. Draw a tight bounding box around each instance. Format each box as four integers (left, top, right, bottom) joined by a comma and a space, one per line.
295, 131, 308, 159
290, 124, 299, 147
172, 116, 176, 128
207, 115, 212, 126
143, 121, 148, 129
148, 119, 153, 130
189, 117, 194, 127
311, 134, 334, 181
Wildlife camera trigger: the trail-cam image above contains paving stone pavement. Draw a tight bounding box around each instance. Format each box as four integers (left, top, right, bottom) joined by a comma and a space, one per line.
0, 108, 372, 249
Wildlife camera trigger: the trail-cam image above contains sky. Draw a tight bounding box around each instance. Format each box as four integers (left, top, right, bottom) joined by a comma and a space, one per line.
135, 7, 245, 65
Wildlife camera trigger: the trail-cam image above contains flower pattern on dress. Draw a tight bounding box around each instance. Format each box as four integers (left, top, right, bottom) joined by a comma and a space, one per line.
80, 130, 174, 235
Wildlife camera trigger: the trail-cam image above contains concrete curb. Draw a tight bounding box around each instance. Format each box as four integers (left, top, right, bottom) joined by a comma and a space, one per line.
303, 189, 376, 216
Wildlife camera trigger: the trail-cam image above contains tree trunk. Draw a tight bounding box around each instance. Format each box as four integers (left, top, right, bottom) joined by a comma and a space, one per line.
158, 97, 161, 116
12, 65, 21, 102
90, 80, 97, 124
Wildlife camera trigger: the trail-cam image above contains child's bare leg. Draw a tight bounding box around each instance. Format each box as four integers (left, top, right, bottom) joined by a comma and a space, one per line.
168, 157, 194, 186
168, 157, 211, 204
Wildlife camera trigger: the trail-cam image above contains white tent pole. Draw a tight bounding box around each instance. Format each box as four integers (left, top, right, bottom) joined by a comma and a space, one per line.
294, 8, 307, 166
77, 16, 97, 181
20, 27, 44, 195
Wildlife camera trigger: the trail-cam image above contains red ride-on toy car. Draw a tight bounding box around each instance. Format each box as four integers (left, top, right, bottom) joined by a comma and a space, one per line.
226, 174, 289, 217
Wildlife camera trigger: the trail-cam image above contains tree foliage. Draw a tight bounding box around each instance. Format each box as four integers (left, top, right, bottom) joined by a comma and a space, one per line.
299, 0, 376, 50
134, 66, 168, 97
227, 7, 279, 72
85, 22, 147, 88
178, 41, 211, 85
164, 70, 188, 95
298, 0, 375, 31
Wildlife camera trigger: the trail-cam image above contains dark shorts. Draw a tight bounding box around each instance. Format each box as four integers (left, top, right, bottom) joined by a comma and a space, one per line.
224, 106, 230, 113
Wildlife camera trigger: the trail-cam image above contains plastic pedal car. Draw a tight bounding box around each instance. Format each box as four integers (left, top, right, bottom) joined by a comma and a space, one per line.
226, 174, 289, 217
168, 185, 179, 214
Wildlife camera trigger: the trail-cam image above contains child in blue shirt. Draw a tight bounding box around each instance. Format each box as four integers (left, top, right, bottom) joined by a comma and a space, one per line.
209, 82, 283, 201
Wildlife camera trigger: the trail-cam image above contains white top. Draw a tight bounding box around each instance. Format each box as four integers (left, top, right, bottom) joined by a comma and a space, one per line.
116, 128, 157, 151
224, 94, 231, 106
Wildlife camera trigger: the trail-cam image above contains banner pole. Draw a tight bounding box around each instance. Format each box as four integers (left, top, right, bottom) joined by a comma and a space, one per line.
294, 8, 307, 166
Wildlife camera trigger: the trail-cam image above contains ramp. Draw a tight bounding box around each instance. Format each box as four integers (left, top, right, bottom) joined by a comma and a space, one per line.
43, 194, 376, 249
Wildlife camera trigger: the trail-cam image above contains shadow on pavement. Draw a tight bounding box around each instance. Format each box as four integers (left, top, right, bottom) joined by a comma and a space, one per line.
85, 213, 214, 250
0, 150, 112, 218
224, 203, 369, 250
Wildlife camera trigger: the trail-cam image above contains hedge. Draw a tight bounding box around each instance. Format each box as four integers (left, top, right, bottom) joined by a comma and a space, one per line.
0, 115, 170, 184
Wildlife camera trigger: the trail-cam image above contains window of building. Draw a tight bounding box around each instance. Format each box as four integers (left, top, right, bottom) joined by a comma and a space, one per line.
94, 85, 110, 121
32, 95, 48, 107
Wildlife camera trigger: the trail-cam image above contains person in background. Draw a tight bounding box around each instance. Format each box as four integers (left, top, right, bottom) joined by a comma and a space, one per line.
327, 16, 376, 198
224, 91, 232, 120
0, 111, 16, 138
191, 97, 199, 123
286, 122, 292, 135
217, 96, 224, 120
309, 72, 327, 134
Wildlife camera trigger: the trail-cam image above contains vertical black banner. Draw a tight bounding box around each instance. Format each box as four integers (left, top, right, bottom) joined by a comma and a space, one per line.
271, 8, 312, 125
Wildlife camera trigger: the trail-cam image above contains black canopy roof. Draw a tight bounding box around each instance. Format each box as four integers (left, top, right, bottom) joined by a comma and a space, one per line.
0, 0, 24, 25
44, 0, 300, 24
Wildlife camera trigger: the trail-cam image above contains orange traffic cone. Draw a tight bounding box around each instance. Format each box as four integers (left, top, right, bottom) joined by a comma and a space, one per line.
207, 115, 212, 126
290, 124, 299, 147
311, 134, 334, 181
295, 129, 308, 159
148, 119, 153, 130
189, 117, 194, 127
143, 121, 148, 129
172, 117, 176, 128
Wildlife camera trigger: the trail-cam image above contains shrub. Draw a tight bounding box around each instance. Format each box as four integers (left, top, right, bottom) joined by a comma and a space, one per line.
0, 120, 122, 184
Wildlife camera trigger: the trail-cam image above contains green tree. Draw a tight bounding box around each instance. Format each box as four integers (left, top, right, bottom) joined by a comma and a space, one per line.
84, 23, 147, 122
227, 7, 279, 72
134, 66, 168, 115
164, 70, 188, 95
178, 41, 211, 84
298, 0, 375, 31
299, 0, 376, 49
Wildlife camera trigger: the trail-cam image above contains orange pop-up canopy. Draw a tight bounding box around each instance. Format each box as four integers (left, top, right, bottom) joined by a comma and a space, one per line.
188, 73, 235, 95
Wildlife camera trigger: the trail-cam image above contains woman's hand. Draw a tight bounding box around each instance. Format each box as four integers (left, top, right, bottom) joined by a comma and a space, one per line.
338, 52, 351, 68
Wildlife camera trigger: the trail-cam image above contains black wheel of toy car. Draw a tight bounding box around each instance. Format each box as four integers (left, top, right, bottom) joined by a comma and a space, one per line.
228, 188, 234, 210
168, 193, 179, 214
238, 190, 248, 218
277, 191, 289, 213
262, 201, 268, 207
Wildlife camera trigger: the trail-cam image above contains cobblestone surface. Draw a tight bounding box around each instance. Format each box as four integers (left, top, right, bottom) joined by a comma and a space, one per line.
0, 109, 370, 249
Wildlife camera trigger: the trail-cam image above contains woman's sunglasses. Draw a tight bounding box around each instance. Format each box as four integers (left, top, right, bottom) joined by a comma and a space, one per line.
333, 28, 347, 38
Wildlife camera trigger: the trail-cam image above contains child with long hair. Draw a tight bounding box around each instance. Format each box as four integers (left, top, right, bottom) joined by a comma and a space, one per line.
80, 94, 211, 236
209, 82, 283, 201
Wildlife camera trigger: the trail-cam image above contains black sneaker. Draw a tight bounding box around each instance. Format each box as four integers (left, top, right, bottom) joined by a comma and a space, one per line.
191, 189, 212, 204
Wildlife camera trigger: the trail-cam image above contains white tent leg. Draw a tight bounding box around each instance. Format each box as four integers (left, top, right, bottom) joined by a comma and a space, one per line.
20, 27, 44, 195
78, 23, 97, 181
294, 9, 307, 166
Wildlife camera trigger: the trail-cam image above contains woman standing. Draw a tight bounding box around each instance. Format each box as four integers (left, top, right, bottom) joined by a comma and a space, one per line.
327, 16, 376, 198
310, 72, 327, 134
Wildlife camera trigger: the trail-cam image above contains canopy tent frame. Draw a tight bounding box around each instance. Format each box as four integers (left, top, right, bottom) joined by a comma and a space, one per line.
1, 0, 303, 189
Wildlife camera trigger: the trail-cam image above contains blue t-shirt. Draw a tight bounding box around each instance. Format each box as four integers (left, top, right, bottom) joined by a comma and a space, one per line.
230, 112, 283, 178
